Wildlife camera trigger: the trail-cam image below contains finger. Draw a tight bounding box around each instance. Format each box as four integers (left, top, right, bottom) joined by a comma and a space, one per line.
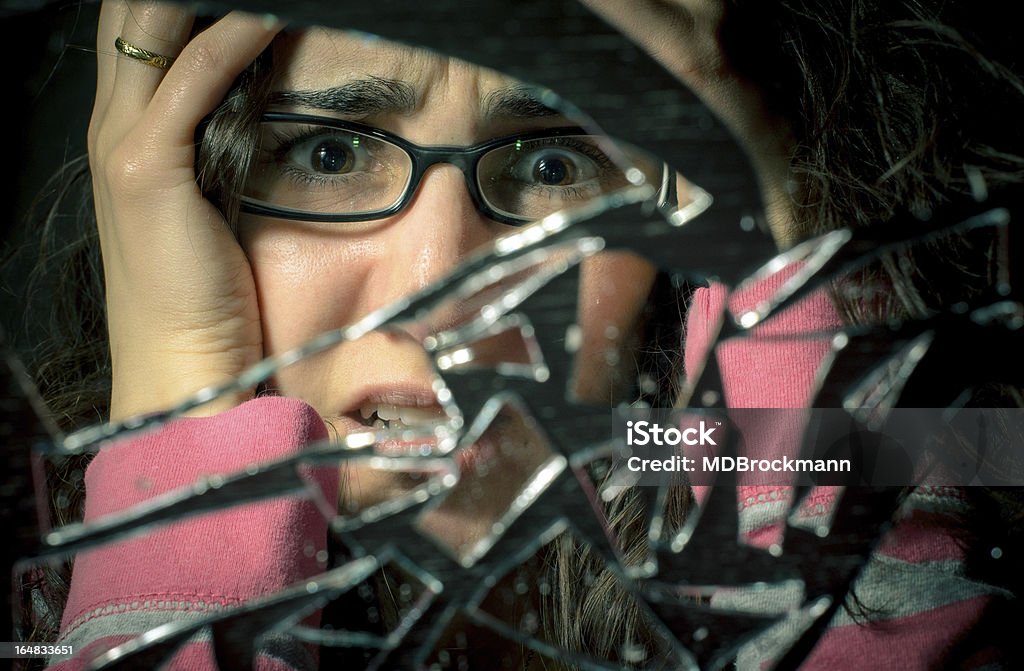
104, 1, 194, 129
94, 0, 132, 123
144, 12, 280, 150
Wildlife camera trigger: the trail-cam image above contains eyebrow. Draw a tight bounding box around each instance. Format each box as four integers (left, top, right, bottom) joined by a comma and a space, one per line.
268, 76, 418, 116
482, 86, 563, 119
269, 79, 563, 122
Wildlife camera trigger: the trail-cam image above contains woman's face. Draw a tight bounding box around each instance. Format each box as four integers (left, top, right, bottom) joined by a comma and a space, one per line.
236, 29, 658, 520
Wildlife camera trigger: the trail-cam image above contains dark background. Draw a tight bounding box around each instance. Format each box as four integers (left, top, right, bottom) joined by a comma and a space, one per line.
1, 1, 96, 329
1, 0, 97, 646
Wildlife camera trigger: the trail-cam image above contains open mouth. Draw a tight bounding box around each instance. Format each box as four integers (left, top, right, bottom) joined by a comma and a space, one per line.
337, 402, 463, 514
356, 403, 449, 431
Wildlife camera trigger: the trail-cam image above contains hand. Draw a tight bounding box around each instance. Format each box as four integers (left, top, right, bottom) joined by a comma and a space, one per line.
89, 1, 280, 421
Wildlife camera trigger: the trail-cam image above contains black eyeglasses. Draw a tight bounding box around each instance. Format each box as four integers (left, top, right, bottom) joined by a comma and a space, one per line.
238, 112, 669, 226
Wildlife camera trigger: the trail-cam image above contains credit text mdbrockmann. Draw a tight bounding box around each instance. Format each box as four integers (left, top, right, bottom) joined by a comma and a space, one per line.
624, 420, 851, 473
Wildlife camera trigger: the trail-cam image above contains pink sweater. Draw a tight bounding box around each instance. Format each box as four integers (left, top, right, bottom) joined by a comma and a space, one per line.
683, 271, 1011, 669
51, 274, 1012, 669
53, 398, 336, 670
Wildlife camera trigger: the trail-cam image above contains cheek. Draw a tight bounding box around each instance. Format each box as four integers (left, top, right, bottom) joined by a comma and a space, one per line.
237, 221, 441, 417
573, 251, 657, 401
239, 221, 384, 354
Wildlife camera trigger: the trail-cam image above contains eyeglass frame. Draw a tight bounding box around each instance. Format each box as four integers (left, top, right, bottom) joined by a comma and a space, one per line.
233, 112, 671, 227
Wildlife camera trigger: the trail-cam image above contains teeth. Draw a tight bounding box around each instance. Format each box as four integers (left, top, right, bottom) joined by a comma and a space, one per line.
399, 407, 442, 425
377, 404, 400, 421
357, 403, 445, 428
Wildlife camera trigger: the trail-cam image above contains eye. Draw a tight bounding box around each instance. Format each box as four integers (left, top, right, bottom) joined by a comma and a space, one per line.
287, 133, 362, 175
311, 138, 353, 174
510, 146, 600, 187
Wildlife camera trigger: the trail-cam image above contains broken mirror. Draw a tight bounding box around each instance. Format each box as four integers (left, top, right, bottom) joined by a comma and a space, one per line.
2, 1, 1022, 670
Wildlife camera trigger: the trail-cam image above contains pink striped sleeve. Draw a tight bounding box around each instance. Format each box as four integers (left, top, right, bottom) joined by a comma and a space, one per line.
684, 267, 1012, 667
51, 397, 338, 671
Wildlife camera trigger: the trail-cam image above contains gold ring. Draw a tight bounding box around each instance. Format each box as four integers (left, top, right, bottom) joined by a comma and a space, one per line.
114, 36, 176, 70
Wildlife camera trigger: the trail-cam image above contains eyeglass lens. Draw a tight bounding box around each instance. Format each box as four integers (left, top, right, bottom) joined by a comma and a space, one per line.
245, 122, 414, 218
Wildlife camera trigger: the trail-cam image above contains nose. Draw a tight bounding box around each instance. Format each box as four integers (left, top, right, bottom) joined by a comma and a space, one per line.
373, 164, 500, 306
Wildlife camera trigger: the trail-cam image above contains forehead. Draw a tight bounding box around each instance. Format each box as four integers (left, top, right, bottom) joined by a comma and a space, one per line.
270, 27, 518, 96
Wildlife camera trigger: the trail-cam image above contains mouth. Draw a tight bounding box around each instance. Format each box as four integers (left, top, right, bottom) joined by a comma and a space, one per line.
335, 396, 467, 513
335, 395, 545, 528
334, 389, 457, 460
354, 402, 449, 432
